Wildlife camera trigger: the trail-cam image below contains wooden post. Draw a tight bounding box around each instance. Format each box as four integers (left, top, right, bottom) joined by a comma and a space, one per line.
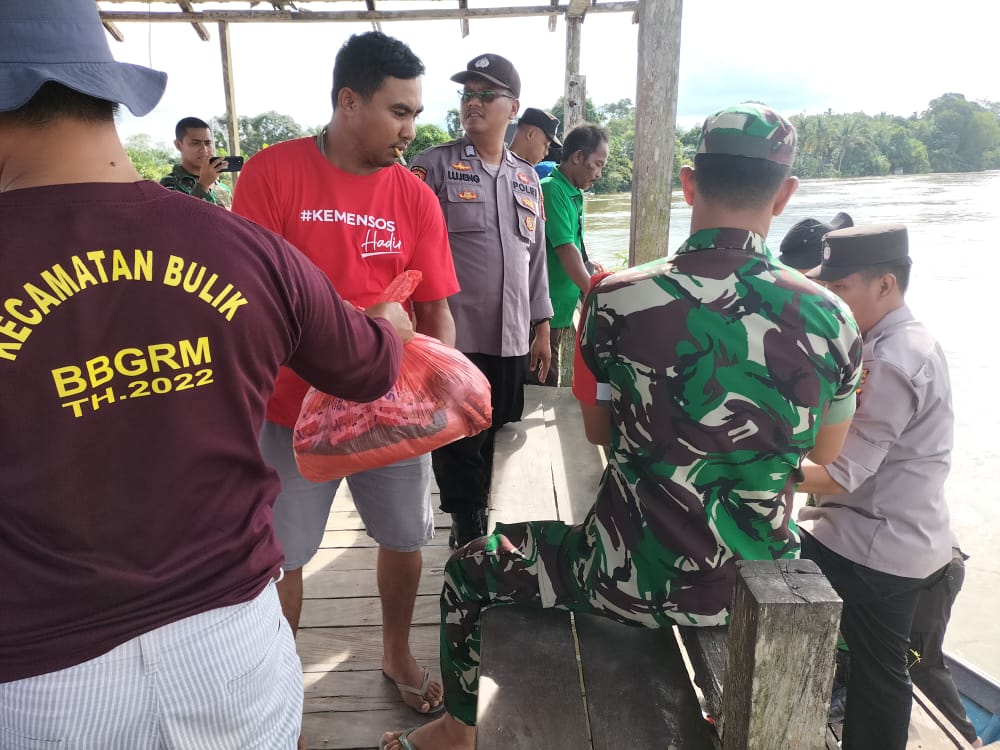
564, 75, 586, 136
457, 0, 470, 37
721, 560, 842, 750
218, 21, 240, 184
628, 0, 681, 266
563, 15, 585, 134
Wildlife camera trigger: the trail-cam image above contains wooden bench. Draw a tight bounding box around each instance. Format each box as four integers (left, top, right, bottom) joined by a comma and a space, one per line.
477, 559, 842, 750
478, 386, 974, 749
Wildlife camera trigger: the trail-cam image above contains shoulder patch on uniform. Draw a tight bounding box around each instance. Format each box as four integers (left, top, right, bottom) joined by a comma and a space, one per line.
411, 166, 427, 181
516, 172, 531, 185
856, 367, 870, 399
515, 194, 537, 212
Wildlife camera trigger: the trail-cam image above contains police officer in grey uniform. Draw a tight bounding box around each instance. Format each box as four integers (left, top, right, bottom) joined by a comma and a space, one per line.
796, 224, 956, 750
409, 54, 552, 548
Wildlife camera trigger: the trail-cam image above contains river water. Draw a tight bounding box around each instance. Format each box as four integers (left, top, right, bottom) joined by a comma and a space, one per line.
584, 171, 1000, 678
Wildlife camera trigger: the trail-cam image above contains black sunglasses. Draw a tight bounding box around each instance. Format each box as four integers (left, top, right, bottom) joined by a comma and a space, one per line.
458, 89, 515, 104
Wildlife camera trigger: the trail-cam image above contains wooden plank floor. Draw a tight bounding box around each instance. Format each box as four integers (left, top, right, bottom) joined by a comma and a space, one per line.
296, 385, 970, 749
298, 500, 448, 750
298, 386, 602, 749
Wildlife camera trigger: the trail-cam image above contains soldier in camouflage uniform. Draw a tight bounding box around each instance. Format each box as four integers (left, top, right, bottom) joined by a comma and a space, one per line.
380, 103, 864, 750
160, 117, 232, 207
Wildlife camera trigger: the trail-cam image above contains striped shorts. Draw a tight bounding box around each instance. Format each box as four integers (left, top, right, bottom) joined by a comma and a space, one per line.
0, 581, 302, 749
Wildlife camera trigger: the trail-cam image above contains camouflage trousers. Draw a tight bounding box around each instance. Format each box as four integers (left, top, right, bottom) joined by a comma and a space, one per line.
440, 518, 676, 726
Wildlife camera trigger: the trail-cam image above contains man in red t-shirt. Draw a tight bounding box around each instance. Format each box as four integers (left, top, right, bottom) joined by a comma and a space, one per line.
232, 32, 458, 720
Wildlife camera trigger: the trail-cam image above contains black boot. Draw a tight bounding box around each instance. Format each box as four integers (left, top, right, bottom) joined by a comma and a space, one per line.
449, 509, 488, 549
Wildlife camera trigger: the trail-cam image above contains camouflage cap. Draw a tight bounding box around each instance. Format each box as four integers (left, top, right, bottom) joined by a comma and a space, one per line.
696, 103, 796, 166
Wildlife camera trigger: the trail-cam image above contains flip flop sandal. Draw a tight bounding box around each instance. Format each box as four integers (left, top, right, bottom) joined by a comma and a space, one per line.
379, 726, 419, 750
381, 668, 445, 715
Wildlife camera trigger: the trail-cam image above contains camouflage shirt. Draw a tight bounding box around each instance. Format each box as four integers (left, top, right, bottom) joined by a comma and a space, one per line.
159, 164, 231, 207
572, 228, 863, 625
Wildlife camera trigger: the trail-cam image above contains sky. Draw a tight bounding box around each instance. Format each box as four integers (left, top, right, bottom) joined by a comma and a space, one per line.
104, 0, 1000, 146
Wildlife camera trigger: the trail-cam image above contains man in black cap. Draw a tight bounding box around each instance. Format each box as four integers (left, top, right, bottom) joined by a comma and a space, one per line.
509, 107, 561, 166
797, 225, 960, 750
779, 211, 853, 271
409, 55, 552, 550
0, 1, 412, 746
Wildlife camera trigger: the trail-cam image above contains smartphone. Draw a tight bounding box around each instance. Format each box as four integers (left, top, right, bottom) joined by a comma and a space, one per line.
210, 155, 244, 172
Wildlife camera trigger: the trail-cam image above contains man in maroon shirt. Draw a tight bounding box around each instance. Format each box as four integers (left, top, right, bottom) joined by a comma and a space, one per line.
0, 1, 411, 747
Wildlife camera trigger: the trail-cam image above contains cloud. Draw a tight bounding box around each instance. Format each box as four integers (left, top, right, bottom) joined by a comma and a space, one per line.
676, 65, 834, 123
107, 0, 999, 142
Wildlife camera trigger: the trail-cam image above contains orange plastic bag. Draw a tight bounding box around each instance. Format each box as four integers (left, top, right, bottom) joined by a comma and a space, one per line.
293, 271, 492, 482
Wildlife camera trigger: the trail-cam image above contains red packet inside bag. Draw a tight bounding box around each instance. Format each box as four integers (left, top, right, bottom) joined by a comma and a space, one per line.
293, 271, 492, 481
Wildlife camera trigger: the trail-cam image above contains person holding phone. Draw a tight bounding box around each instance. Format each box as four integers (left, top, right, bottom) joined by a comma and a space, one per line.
160, 116, 233, 207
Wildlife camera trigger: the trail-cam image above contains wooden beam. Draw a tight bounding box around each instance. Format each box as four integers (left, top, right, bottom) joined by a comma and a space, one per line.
102, 20, 125, 41
566, 0, 590, 18
457, 0, 469, 38
98, 3, 639, 23
177, 0, 210, 40
218, 21, 240, 186
628, 0, 681, 266
548, 0, 559, 32
364, 0, 382, 32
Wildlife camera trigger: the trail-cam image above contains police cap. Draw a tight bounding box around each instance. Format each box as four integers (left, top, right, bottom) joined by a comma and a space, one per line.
451, 54, 521, 98
810, 224, 910, 282
518, 107, 562, 147
779, 212, 854, 270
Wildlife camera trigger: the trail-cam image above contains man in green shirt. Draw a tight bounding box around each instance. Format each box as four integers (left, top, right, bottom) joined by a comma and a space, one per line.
160, 116, 232, 207
534, 123, 608, 385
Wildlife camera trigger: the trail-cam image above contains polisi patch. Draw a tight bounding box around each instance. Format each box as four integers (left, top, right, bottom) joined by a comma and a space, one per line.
458, 191, 478, 201
512, 180, 538, 197
516, 172, 531, 185
451, 161, 472, 171
411, 166, 427, 181
525, 215, 536, 232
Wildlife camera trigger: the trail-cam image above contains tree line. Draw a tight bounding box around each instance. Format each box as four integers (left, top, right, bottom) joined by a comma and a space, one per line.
125, 92, 1000, 194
